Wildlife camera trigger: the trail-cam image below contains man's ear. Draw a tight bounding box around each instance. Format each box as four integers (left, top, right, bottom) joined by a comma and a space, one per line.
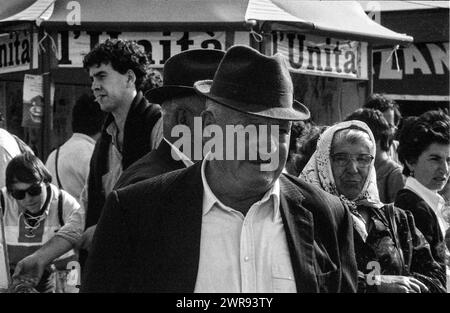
201, 110, 216, 129
404, 159, 415, 172
126, 70, 136, 87
175, 107, 188, 125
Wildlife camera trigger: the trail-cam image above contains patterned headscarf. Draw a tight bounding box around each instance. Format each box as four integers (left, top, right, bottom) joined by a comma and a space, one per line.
299, 120, 382, 241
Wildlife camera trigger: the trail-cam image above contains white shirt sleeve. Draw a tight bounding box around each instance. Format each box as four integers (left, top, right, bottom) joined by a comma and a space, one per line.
55, 190, 85, 247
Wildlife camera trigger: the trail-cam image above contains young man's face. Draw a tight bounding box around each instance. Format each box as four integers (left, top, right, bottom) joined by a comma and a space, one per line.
89, 62, 132, 113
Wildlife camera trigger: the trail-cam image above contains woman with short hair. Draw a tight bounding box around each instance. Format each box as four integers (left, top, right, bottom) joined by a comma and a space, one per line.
1, 152, 84, 292
395, 110, 450, 290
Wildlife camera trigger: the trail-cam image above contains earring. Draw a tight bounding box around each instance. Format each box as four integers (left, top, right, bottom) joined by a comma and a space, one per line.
410, 170, 414, 177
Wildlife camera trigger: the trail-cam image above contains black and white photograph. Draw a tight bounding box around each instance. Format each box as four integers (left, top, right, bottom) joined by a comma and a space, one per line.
0, 0, 448, 306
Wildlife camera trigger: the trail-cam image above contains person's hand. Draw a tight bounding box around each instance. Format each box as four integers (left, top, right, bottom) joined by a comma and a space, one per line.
376, 275, 429, 293
80, 225, 97, 251
12, 254, 46, 287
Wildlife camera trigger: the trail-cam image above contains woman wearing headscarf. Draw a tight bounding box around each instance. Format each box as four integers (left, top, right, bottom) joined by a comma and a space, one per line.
300, 120, 445, 293
395, 110, 450, 291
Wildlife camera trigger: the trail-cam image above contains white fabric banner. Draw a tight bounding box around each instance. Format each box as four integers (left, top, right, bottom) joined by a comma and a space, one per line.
273, 31, 368, 80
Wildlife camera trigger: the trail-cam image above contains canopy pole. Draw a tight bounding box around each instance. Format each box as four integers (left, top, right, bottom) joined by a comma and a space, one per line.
39, 28, 58, 160
367, 44, 374, 98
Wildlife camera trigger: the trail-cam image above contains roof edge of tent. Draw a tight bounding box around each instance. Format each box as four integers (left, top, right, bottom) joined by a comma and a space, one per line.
0, 21, 35, 32
37, 21, 251, 32
265, 21, 413, 46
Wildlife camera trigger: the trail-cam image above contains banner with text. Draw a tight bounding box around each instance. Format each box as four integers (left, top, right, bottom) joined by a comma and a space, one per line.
272, 32, 368, 80
57, 31, 250, 68
373, 42, 449, 100
0, 31, 38, 75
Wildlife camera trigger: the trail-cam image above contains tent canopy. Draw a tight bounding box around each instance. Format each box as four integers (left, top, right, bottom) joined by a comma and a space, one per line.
0, 0, 413, 44
356, 1, 449, 12
0, 0, 54, 23
246, 0, 413, 45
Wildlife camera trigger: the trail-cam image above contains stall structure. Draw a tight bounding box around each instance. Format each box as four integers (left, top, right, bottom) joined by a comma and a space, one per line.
245, 0, 412, 124
0, 0, 412, 159
360, 1, 449, 116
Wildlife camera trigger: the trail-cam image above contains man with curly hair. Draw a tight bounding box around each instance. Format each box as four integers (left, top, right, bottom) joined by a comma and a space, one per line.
79, 39, 162, 264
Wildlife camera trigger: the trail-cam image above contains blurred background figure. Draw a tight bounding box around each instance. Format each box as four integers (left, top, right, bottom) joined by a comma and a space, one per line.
364, 94, 402, 165
345, 108, 405, 204
0, 113, 24, 188
295, 125, 327, 175
284, 121, 307, 176
284, 120, 327, 176
395, 110, 450, 291
439, 179, 450, 258
45, 95, 105, 201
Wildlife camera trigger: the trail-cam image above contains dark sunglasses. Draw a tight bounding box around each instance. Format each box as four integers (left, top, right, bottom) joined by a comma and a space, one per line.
10, 183, 42, 200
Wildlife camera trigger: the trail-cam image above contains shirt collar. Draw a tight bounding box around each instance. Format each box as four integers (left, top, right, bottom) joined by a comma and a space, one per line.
200, 154, 281, 222
105, 120, 117, 136
166, 138, 193, 168
405, 176, 445, 212
106, 121, 123, 152
72, 133, 96, 145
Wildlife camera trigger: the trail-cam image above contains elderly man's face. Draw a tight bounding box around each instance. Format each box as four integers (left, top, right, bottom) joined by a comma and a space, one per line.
216, 112, 291, 192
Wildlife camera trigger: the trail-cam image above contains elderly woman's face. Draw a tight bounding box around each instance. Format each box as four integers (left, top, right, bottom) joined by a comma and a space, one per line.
10, 181, 46, 214
331, 134, 373, 200
408, 143, 450, 191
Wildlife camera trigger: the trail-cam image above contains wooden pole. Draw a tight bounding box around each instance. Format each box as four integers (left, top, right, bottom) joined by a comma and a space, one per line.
39, 28, 58, 160
367, 44, 374, 100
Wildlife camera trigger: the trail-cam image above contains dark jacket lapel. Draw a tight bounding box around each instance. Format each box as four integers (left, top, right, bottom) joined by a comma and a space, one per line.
279, 175, 319, 292
154, 162, 203, 292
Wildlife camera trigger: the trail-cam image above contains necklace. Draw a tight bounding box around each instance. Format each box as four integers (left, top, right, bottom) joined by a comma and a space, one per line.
339, 195, 367, 225
21, 211, 47, 238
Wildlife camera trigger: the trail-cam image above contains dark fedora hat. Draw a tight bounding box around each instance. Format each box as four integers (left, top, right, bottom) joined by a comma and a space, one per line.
145, 49, 225, 104
194, 45, 310, 121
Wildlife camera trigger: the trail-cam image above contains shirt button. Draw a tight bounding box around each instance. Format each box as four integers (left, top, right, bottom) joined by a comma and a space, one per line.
244, 256, 249, 262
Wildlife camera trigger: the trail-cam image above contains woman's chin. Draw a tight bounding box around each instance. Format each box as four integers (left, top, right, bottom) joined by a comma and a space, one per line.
24, 204, 40, 213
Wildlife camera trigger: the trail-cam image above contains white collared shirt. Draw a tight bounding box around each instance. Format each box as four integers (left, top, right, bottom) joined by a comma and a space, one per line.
194, 157, 296, 293
103, 116, 163, 197
405, 177, 448, 237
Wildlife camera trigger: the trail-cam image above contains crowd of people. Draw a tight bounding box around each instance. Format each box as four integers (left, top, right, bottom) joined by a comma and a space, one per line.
0, 39, 449, 293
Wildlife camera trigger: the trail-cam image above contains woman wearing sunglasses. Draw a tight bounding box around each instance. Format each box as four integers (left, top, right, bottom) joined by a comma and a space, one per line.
1, 152, 84, 292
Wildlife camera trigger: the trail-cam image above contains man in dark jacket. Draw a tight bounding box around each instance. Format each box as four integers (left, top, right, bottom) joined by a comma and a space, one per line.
79, 39, 162, 263
82, 45, 357, 293
114, 49, 225, 189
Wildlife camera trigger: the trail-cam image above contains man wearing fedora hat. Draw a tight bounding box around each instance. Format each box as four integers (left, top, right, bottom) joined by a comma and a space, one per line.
82, 45, 358, 293
114, 49, 225, 189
